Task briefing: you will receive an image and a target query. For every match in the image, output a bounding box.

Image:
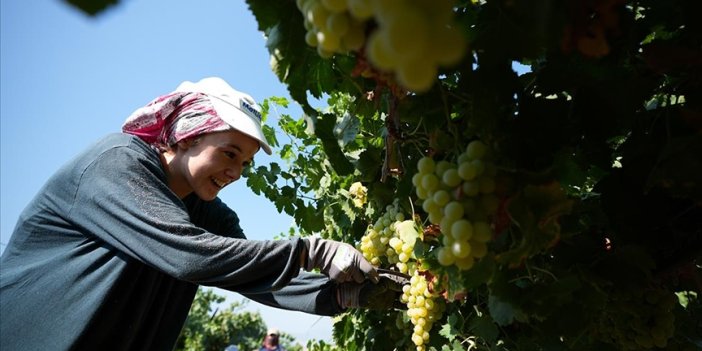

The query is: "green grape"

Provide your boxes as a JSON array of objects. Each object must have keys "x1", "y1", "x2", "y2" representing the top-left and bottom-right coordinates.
[
  {"x1": 307, "y1": 2, "x2": 330, "y2": 29},
  {"x1": 366, "y1": 31, "x2": 395, "y2": 71},
  {"x1": 305, "y1": 30, "x2": 319, "y2": 46},
  {"x1": 442, "y1": 235, "x2": 454, "y2": 250},
  {"x1": 434, "y1": 160, "x2": 453, "y2": 178},
  {"x1": 458, "y1": 160, "x2": 478, "y2": 181},
  {"x1": 396, "y1": 262, "x2": 408, "y2": 274},
  {"x1": 455, "y1": 255, "x2": 475, "y2": 270},
  {"x1": 466, "y1": 140, "x2": 488, "y2": 159},
  {"x1": 417, "y1": 156, "x2": 435, "y2": 174},
  {"x1": 347, "y1": 0, "x2": 373, "y2": 20},
  {"x1": 412, "y1": 172, "x2": 423, "y2": 187},
  {"x1": 428, "y1": 208, "x2": 443, "y2": 225},
  {"x1": 422, "y1": 198, "x2": 439, "y2": 214},
  {"x1": 340, "y1": 19, "x2": 365, "y2": 51},
  {"x1": 430, "y1": 24, "x2": 467, "y2": 66},
  {"x1": 316, "y1": 30, "x2": 341, "y2": 52},
  {"x1": 444, "y1": 201, "x2": 464, "y2": 221},
  {"x1": 421, "y1": 0, "x2": 456, "y2": 24},
  {"x1": 442, "y1": 168, "x2": 461, "y2": 187},
  {"x1": 326, "y1": 12, "x2": 350, "y2": 35},
  {"x1": 415, "y1": 186, "x2": 428, "y2": 200},
  {"x1": 462, "y1": 180, "x2": 480, "y2": 197},
  {"x1": 470, "y1": 159, "x2": 486, "y2": 176},
  {"x1": 432, "y1": 189, "x2": 450, "y2": 207},
  {"x1": 421, "y1": 173, "x2": 440, "y2": 192},
  {"x1": 451, "y1": 240, "x2": 471, "y2": 258},
  {"x1": 437, "y1": 247, "x2": 455, "y2": 266},
  {"x1": 401, "y1": 242, "x2": 413, "y2": 255},
  {"x1": 371, "y1": 0, "x2": 405, "y2": 23},
  {"x1": 451, "y1": 219, "x2": 473, "y2": 241},
  {"x1": 303, "y1": 18, "x2": 314, "y2": 31},
  {"x1": 383, "y1": 8, "x2": 429, "y2": 57},
  {"x1": 472, "y1": 221, "x2": 492, "y2": 243},
  {"x1": 321, "y1": 0, "x2": 347, "y2": 13},
  {"x1": 439, "y1": 216, "x2": 455, "y2": 237},
  {"x1": 389, "y1": 237, "x2": 403, "y2": 252},
  {"x1": 396, "y1": 57, "x2": 437, "y2": 93},
  {"x1": 316, "y1": 45, "x2": 334, "y2": 59}
]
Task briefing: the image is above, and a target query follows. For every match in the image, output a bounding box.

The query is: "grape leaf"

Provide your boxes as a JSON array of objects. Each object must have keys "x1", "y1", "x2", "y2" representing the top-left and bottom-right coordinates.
[
  {"x1": 314, "y1": 113, "x2": 354, "y2": 176},
  {"x1": 64, "y1": 0, "x2": 118, "y2": 16},
  {"x1": 334, "y1": 112, "x2": 360, "y2": 147},
  {"x1": 468, "y1": 311, "x2": 499, "y2": 344},
  {"x1": 439, "y1": 313, "x2": 462, "y2": 342},
  {"x1": 488, "y1": 294, "x2": 518, "y2": 326},
  {"x1": 395, "y1": 220, "x2": 420, "y2": 247}
]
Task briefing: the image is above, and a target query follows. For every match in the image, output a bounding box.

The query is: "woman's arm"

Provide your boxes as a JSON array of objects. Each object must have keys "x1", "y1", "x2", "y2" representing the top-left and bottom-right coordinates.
[
  {"x1": 237, "y1": 271, "x2": 344, "y2": 316},
  {"x1": 67, "y1": 139, "x2": 303, "y2": 292}
]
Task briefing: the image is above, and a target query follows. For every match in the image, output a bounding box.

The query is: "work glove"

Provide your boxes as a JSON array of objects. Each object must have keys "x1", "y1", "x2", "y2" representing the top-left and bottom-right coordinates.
[
  {"x1": 303, "y1": 237, "x2": 378, "y2": 283},
  {"x1": 337, "y1": 275, "x2": 406, "y2": 309}
]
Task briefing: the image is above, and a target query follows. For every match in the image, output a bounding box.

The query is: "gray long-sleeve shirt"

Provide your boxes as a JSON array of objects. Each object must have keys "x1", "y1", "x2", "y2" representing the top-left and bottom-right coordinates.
[{"x1": 0, "y1": 133, "x2": 341, "y2": 350}]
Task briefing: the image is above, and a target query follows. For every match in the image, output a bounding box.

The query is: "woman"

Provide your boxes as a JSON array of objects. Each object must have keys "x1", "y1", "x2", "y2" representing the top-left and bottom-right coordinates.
[{"x1": 0, "y1": 77, "x2": 381, "y2": 350}]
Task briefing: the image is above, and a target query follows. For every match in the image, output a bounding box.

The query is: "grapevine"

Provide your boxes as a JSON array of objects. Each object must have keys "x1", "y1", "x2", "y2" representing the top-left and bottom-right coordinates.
[{"x1": 243, "y1": 1, "x2": 702, "y2": 350}]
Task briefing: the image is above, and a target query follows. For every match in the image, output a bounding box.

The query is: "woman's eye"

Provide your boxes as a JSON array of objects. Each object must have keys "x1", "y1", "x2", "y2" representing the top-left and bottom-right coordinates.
[{"x1": 224, "y1": 151, "x2": 236, "y2": 159}]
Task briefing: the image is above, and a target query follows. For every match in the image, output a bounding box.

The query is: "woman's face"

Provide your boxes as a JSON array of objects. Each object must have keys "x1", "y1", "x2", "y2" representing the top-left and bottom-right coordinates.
[{"x1": 167, "y1": 129, "x2": 259, "y2": 200}]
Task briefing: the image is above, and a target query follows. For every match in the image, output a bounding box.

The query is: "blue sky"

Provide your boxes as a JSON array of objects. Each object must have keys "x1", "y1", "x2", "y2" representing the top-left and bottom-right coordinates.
[{"x1": 1, "y1": 0, "x2": 333, "y2": 344}]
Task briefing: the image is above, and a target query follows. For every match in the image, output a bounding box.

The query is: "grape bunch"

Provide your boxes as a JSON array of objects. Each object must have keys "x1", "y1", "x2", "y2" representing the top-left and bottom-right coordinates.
[
  {"x1": 365, "y1": 0, "x2": 467, "y2": 92},
  {"x1": 348, "y1": 181, "x2": 368, "y2": 208},
  {"x1": 358, "y1": 201, "x2": 423, "y2": 274},
  {"x1": 412, "y1": 140, "x2": 498, "y2": 271},
  {"x1": 295, "y1": 0, "x2": 368, "y2": 58},
  {"x1": 390, "y1": 220, "x2": 421, "y2": 274},
  {"x1": 400, "y1": 271, "x2": 445, "y2": 351},
  {"x1": 593, "y1": 287, "x2": 677, "y2": 350},
  {"x1": 294, "y1": 0, "x2": 467, "y2": 93},
  {"x1": 358, "y1": 200, "x2": 405, "y2": 267}
]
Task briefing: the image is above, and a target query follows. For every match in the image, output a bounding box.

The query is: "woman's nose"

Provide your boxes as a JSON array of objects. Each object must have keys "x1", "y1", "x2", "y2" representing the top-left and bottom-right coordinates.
[{"x1": 225, "y1": 167, "x2": 241, "y2": 181}]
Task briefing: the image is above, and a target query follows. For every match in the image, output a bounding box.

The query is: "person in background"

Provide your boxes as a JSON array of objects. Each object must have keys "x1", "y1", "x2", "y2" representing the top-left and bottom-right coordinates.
[
  {"x1": 258, "y1": 328, "x2": 286, "y2": 351},
  {"x1": 0, "y1": 77, "x2": 397, "y2": 350}
]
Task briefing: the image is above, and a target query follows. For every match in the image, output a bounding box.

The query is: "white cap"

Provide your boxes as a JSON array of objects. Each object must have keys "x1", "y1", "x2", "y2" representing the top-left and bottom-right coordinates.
[
  {"x1": 266, "y1": 328, "x2": 280, "y2": 336},
  {"x1": 175, "y1": 77, "x2": 272, "y2": 155}
]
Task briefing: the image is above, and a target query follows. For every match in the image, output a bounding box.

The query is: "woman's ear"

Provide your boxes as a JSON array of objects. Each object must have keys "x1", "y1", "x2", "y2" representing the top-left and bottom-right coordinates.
[{"x1": 177, "y1": 137, "x2": 201, "y2": 151}]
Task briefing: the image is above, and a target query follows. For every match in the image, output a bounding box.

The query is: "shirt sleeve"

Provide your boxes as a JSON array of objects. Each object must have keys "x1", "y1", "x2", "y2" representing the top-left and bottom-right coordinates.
[
  {"x1": 238, "y1": 271, "x2": 345, "y2": 316},
  {"x1": 67, "y1": 142, "x2": 303, "y2": 292}
]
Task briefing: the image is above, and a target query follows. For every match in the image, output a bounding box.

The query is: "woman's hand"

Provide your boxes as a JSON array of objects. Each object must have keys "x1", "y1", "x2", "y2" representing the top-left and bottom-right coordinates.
[
  {"x1": 303, "y1": 237, "x2": 379, "y2": 283},
  {"x1": 336, "y1": 276, "x2": 405, "y2": 309}
]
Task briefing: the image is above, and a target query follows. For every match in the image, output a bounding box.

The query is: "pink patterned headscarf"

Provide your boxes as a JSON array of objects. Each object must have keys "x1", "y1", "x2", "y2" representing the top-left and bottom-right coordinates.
[{"x1": 122, "y1": 92, "x2": 231, "y2": 150}]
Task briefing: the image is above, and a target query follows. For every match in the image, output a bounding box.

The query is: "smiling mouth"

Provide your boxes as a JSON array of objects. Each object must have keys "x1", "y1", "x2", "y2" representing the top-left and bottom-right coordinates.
[{"x1": 211, "y1": 177, "x2": 231, "y2": 189}]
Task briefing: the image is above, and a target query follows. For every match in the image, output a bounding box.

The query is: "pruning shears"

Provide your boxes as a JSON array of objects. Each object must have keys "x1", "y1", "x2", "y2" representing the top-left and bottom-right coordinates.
[{"x1": 376, "y1": 268, "x2": 411, "y2": 287}]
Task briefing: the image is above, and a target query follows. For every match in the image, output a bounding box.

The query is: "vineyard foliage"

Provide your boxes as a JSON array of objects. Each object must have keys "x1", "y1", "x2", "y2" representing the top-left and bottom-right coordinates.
[
  {"x1": 71, "y1": 0, "x2": 701, "y2": 350},
  {"x1": 246, "y1": 0, "x2": 702, "y2": 350},
  {"x1": 174, "y1": 289, "x2": 268, "y2": 351}
]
